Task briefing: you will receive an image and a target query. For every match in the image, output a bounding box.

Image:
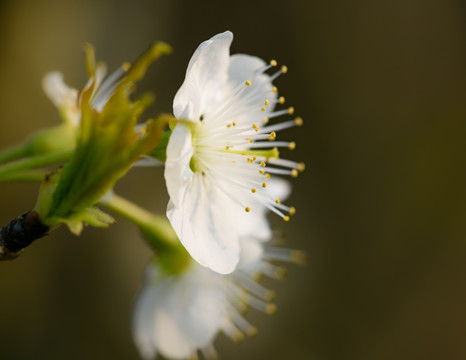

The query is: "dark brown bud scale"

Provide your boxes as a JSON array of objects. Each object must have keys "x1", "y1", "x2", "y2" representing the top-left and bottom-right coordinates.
[{"x1": 0, "y1": 211, "x2": 49, "y2": 260}]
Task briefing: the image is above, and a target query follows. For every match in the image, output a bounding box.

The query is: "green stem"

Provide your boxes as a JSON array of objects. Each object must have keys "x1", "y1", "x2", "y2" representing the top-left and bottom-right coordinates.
[
  {"x1": 99, "y1": 193, "x2": 178, "y2": 248},
  {"x1": 0, "y1": 149, "x2": 73, "y2": 183},
  {"x1": 0, "y1": 143, "x2": 29, "y2": 165},
  {"x1": 0, "y1": 170, "x2": 47, "y2": 182},
  {"x1": 101, "y1": 193, "x2": 191, "y2": 274}
]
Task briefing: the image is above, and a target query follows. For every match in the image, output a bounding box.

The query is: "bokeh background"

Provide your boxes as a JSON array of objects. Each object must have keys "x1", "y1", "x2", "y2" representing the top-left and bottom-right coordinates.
[{"x1": 0, "y1": 0, "x2": 465, "y2": 359}]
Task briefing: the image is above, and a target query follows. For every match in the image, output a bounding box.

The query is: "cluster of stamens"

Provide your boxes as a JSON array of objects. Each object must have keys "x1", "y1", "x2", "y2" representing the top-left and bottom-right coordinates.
[
  {"x1": 219, "y1": 241, "x2": 307, "y2": 344},
  {"x1": 190, "y1": 59, "x2": 304, "y2": 223}
]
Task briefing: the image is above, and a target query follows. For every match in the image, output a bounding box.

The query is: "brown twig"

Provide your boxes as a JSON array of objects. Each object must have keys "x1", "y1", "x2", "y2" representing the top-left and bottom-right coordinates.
[{"x1": 0, "y1": 211, "x2": 49, "y2": 260}]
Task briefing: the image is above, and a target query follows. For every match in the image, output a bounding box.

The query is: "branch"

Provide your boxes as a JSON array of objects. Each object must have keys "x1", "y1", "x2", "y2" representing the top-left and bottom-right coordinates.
[{"x1": 0, "y1": 211, "x2": 49, "y2": 260}]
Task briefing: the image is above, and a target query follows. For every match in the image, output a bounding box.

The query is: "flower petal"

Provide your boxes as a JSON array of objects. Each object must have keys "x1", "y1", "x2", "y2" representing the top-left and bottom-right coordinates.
[
  {"x1": 173, "y1": 31, "x2": 233, "y2": 120},
  {"x1": 42, "y1": 72, "x2": 79, "y2": 124},
  {"x1": 166, "y1": 174, "x2": 241, "y2": 274}
]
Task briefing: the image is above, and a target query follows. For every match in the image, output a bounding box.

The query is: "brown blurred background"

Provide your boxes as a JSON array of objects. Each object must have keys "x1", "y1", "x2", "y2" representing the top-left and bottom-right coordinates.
[{"x1": 0, "y1": 0, "x2": 465, "y2": 359}]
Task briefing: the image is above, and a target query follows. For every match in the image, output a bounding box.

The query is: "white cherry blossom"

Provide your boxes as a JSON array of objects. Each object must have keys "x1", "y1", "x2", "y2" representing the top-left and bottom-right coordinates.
[
  {"x1": 133, "y1": 236, "x2": 306, "y2": 360},
  {"x1": 165, "y1": 31, "x2": 304, "y2": 274}
]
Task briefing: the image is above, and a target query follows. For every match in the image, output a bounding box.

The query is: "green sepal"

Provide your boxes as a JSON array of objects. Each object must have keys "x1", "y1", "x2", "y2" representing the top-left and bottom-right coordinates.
[
  {"x1": 149, "y1": 129, "x2": 171, "y2": 162},
  {"x1": 35, "y1": 43, "x2": 171, "y2": 234}
]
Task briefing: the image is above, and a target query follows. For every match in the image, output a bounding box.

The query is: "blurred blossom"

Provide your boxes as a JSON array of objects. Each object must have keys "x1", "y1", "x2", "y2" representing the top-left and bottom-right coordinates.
[
  {"x1": 133, "y1": 236, "x2": 306, "y2": 360},
  {"x1": 165, "y1": 31, "x2": 304, "y2": 274}
]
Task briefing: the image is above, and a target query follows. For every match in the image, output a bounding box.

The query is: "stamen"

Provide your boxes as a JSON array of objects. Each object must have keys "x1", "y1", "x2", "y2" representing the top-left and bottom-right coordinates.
[
  {"x1": 222, "y1": 319, "x2": 245, "y2": 343},
  {"x1": 234, "y1": 273, "x2": 276, "y2": 302},
  {"x1": 289, "y1": 206, "x2": 296, "y2": 215},
  {"x1": 245, "y1": 206, "x2": 251, "y2": 212},
  {"x1": 295, "y1": 117, "x2": 303, "y2": 126},
  {"x1": 258, "y1": 262, "x2": 288, "y2": 280},
  {"x1": 270, "y1": 59, "x2": 278, "y2": 67},
  {"x1": 264, "y1": 247, "x2": 307, "y2": 264},
  {"x1": 261, "y1": 119, "x2": 301, "y2": 133},
  {"x1": 245, "y1": 80, "x2": 252, "y2": 86},
  {"x1": 272, "y1": 86, "x2": 277, "y2": 93},
  {"x1": 201, "y1": 345, "x2": 218, "y2": 360},
  {"x1": 227, "y1": 304, "x2": 258, "y2": 337}
]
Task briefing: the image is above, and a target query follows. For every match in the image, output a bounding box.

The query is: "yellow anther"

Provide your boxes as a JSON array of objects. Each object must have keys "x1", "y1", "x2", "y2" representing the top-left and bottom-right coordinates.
[
  {"x1": 227, "y1": 124, "x2": 231, "y2": 128},
  {"x1": 270, "y1": 59, "x2": 278, "y2": 67},
  {"x1": 264, "y1": 99, "x2": 270, "y2": 106},
  {"x1": 281, "y1": 65, "x2": 288, "y2": 74},
  {"x1": 289, "y1": 206, "x2": 296, "y2": 215},
  {"x1": 251, "y1": 272, "x2": 263, "y2": 282},
  {"x1": 265, "y1": 173, "x2": 271, "y2": 179},
  {"x1": 259, "y1": 169, "x2": 265, "y2": 174},
  {"x1": 275, "y1": 199, "x2": 281, "y2": 204},
  {"x1": 291, "y1": 169, "x2": 299, "y2": 178},
  {"x1": 298, "y1": 162, "x2": 306, "y2": 172},
  {"x1": 275, "y1": 266, "x2": 288, "y2": 280},
  {"x1": 278, "y1": 96, "x2": 285, "y2": 104},
  {"x1": 272, "y1": 86, "x2": 278, "y2": 93},
  {"x1": 262, "y1": 182, "x2": 267, "y2": 188},
  {"x1": 295, "y1": 117, "x2": 303, "y2": 126},
  {"x1": 251, "y1": 188, "x2": 257, "y2": 193},
  {"x1": 225, "y1": 146, "x2": 230, "y2": 150},
  {"x1": 245, "y1": 206, "x2": 251, "y2": 212},
  {"x1": 122, "y1": 62, "x2": 131, "y2": 71},
  {"x1": 265, "y1": 303, "x2": 277, "y2": 315},
  {"x1": 288, "y1": 106, "x2": 295, "y2": 115},
  {"x1": 291, "y1": 250, "x2": 308, "y2": 265},
  {"x1": 247, "y1": 327, "x2": 258, "y2": 337},
  {"x1": 261, "y1": 107, "x2": 266, "y2": 112},
  {"x1": 263, "y1": 117, "x2": 269, "y2": 124},
  {"x1": 252, "y1": 123, "x2": 259, "y2": 132},
  {"x1": 253, "y1": 156, "x2": 257, "y2": 160},
  {"x1": 245, "y1": 80, "x2": 252, "y2": 86},
  {"x1": 248, "y1": 138, "x2": 253, "y2": 143},
  {"x1": 288, "y1": 141, "x2": 296, "y2": 150},
  {"x1": 232, "y1": 331, "x2": 245, "y2": 343},
  {"x1": 260, "y1": 161, "x2": 266, "y2": 167},
  {"x1": 283, "y1": 216, "x2": 290, "y2": 222},
  {"x1": 269, "y1": 131, "x2": 276, "y2": 141},
  {"x1": 232, "y1": 160, "x2": 236, "y2": 163},
  {"x1": 232, "y1": 121, "x2": 237, "y2": 126}
]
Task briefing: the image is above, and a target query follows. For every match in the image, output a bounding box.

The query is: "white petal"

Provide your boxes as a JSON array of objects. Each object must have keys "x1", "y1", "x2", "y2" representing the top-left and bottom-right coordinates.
[
  {"x1": 133, "y1": 264, "x2": 224, "y2": 359},
  {"x1": 238, "y1": 237, "x2": 264, "y2": 268},
  {"x1": 42, "y1": 72, "x2": 79, "y2": 124},
  {"x1": 173, "y1": 31, "x2": 233, "y2": 120},
  {"x1": 165, "y1": 124, "x2": 241, "y2": 274},
  {"x1": 133, "y1": 277, "x2": 163, "y2": 359},
  {"x1": 166, "y1": 175, "x2": 240, "y2": 274},
  {"x1": 165, "y1": 125, "x2": 194, "y2": 206},
  {"x1": 266, "y1": 177, "x2": 292, "y2": 202},
  {"x1": 165, "y1": 266, "x2": 223, "y2": 347}
]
